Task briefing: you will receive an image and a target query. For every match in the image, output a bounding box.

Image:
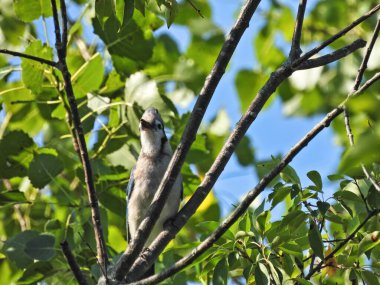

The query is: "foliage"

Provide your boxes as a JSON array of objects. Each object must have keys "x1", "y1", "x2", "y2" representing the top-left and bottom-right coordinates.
[{"x1": 0, "y1": 0, "x2": 379, "y2": 284}]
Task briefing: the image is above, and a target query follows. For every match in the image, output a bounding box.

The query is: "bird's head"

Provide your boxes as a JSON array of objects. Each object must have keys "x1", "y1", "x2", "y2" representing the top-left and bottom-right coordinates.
[{"x1": 139, "y1": 108, "x2": 168, "y2": 157}]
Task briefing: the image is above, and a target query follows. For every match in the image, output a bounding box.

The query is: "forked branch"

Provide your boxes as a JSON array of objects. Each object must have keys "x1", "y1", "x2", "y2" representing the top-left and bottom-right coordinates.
[{"x1": 123, "y1": 3, "x2": 380, "y2": 283}]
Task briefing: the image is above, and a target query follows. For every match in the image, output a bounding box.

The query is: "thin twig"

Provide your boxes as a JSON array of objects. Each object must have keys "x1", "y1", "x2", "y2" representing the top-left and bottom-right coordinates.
[
  {"x1": 353, "y1": 17, "x2": 380, "y2": 90},
  {"x1": 112, "y1": 0, "x2": 262, "y2": 280},
  {"x1": 50, "y1": 0, "x2": 108, "y2": 273},
  {"x1": 304, "y1": 209, "x2": 379, "y2": 280},
  {"x1": 126, "y1": 61, "x2": 380, "y2": 285},
  {"x1": 186, "y1": 0, "x2": 204, "y2": 18},
  {"x1": 289, "y1": 0, "x2": 307, "y2": 60},
  {"x1": 123, "y1": 4, "x2": 380, "y2": 282},
  {"x1": 298, "y1": 39, "x2": 366, "y2": 70},
  {"x1": 61, "y1": 240, "x2": 89, "y2": 285},
  {"x1": 0, "y1": 49, "x2": 57, "y2": 67}
]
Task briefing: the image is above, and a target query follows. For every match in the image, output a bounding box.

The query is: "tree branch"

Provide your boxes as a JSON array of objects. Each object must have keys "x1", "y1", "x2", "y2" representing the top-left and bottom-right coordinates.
[
  {"x1": 289, "y1": 0, "x2": 307, "y2": 60},
  {"x1": 61, "y1": 240, "x2": 88, "y2": 285},
  {"x1": 127, "y1": 71, "x2": 380, "y2": 285},
  {"x1": 353, "y1": 17, "x2": 380, "y2": 90},
  {"x1": 50, "y1": 0, "x2": 108, "y2": 274},
  {"x1": 112, "y1": 0, "x2": 262, "y2": 280},
  {"x1": 304, "y1": 209, "x2": 380, "y2": 280},
  {"x1": 292, "y1": 3, "x2": 380, "y2": 69},
  {"x1": 298, "y1": 39, "x2": 366, "y2": 70},
  {"x1": 0, "y1": 49, "x2": 57, "y2": 67},
  {"x1": 122, "y1": 4, "x2": 380, "y2": 283},
  {"x1": 60, "y1": 0, "x2": 68, "y2": 58},
  {"x1": 343, "y1": 17, "x2": 380, "y2": 193}
]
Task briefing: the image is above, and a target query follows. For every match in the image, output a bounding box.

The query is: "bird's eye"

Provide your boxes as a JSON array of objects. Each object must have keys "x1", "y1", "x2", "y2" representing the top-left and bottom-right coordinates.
[{"x1": 157, "y1": 123, "x2": 162, "y2": 130}]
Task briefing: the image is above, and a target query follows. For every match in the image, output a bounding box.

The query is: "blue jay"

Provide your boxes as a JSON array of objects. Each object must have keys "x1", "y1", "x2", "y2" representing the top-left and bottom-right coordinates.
[{"x1": 126, "y1": 108, "x2": 182, "y2": 277}]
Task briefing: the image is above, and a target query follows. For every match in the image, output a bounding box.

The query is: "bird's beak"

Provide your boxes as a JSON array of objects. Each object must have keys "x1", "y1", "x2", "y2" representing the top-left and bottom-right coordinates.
[{"x1": 140, "y1": 119, "x2": 154, "y2": 130}]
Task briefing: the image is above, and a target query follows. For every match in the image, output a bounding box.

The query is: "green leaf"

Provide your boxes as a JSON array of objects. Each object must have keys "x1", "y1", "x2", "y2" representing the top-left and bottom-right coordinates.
[
  {"x1": 307, "y1": 170, "x2": 322, "y2": 191},
  {"x1": 125, "y1": 71, "x2": 166, "y2": 111},
  {"x1": 281, "y1": 210, "x2": 307, "y2": 231},
  {"x1": 361, "y1": 270, "x2": 380, "y2": 285},
  {"x1": 212, "y1": 258, "x2": 228, "y2": 285},
  {"x1": 293, "y1": 278, "x2": 313, "y2": 285},
  {"x1": 367, "y1": 186, "x2": 380, "y2": 209},
  {"x1": 95, "y1": 0, "x2": 115, "y2": 28},
  {"x1": 165, "y1": 0, "x2": 178, "y2": 28},
  {"x1": 3, "y1": 230, "x2": 39, "y2": 268},
  {"x1": 339, "y1": 129, "x2": 380, "y2": 174},
  {"x1": 28, "y1": 152, "x2": 64, "y2": 189},
  {"x1": 135, "y1": 0, "x2": 145, "y2": 15},
  {"x1": 21, "y1": 40, "x2": 53, "y2": 95},
  {"x1": 235, "y1": 136, "x2": 255, "y2": 167},
  {"x1": 14, "y1": 0, "x2": 41, "y2": 22},
  {"x1": 40, "y1": 0, "x2": 56, "y2": 17},
  {"x1": 254, "y1": 263, "x2": 269, "y2": 285},
  {"x1": 270, "y1": 185, "x2": 292, "y2": 209},
  {"x1": 358, "y1": 231, "x2": 380, "y2": 256},
  {"x1": 281, "y1": 165, "x2": 301, "y2": 186},
  {"x1": 0, "y1": 190, "x2": 29, "y2": 206},
  {"x1": 255, "y1": 23, "x2": 286, "y2": 68},
  {"x1": 308, "y1": 220, "x2": 324, "y2": 259},
  {"x1": 256, "y1": 210, "x2": 270, "y2": 234},
  {"x1": 235, "y1": 69, "x2": 266, "y2": 112},
  {"x1": 0, "y1": 131, "x2": 36, "y2": 179},
  {"x1": 316, "y1": 201, "x2": 330, "y2": 216},
  {"x1": 117, "y1": 0, "x2": 134, "y2": 28},
  {"x1": 72, "y1": 53, "x2": 104, "y2": 98},
  {"x1": 92, "y1": 12, "x2": 155, "y2": 63},
  {"x1": 17, "y1": 261, "x2": 54, "y2": 284},
  {"x1": 24, "y1": 233, "x2": 56, "y2": 261}
]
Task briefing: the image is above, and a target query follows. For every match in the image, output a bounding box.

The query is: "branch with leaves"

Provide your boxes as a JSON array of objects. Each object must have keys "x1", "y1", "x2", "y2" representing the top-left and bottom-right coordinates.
[
  {"x1": 0, "y1": 0, "x2": 108, "y2": 280},
  {"x1": 117, "y1": 2, "x2": 380, "y2": 283},
  {"x1": 1, "y1": 1, "x2": 379, "y2": 284}
]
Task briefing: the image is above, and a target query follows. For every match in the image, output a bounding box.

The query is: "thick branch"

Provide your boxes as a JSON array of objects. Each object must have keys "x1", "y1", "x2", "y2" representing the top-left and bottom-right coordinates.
[
  {"x1": 123, "y1": 4, "x2": 380, "y2": 282},
  {"x1": 0, "y1": 49, "x2": 57, "y2": 67},
  {"x1": 305, "y1": 209, "x2": 379, "y2": 280},
  {"x1": 128, "y1": 72, "x2": 380, "y2": 285},
  {"x1": 289, "y1": 0, "x2": 307, "y2": 60},
  {"x1": 60, "y1": 0, "x2": 68, "y2": 58},
  {"x1": 50, "y1": 0, "x2": 108, "y2": 273},
  {"x1": 298, "y1": 39, "x2": 366, "y2": 70},
  {"x1": 112, "y1": 0, "x2": 262, "y2": 280},
  {"x1": 61, "y1": 240, "x2": 88, "y2": 285}
]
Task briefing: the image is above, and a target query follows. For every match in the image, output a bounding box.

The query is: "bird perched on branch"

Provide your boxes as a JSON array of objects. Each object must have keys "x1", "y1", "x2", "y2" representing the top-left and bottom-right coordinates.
[{"x1": 126, "y1": 107, "x2": 183, "y2": 278}]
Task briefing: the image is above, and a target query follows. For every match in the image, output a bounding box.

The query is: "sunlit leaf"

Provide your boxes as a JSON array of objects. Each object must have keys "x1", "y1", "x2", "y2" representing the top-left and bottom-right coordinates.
[
  {"x1": 14, "y1": 0, "x2": 41, "y2": 22},
  {"x1": 0, "y1": 190, "x2": 29, "y2": 206},
  {"x1": 72, "y1": 53, "x2": 104, "y2": 98},
  {"x1": 358, "y1": 231, "x2": 380, "y2": 256}
]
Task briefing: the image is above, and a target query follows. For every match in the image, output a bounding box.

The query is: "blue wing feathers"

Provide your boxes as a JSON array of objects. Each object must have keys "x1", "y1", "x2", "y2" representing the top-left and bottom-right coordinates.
[{"x1": 126, "y1": 165, "x2": 136, "y2": 242}]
